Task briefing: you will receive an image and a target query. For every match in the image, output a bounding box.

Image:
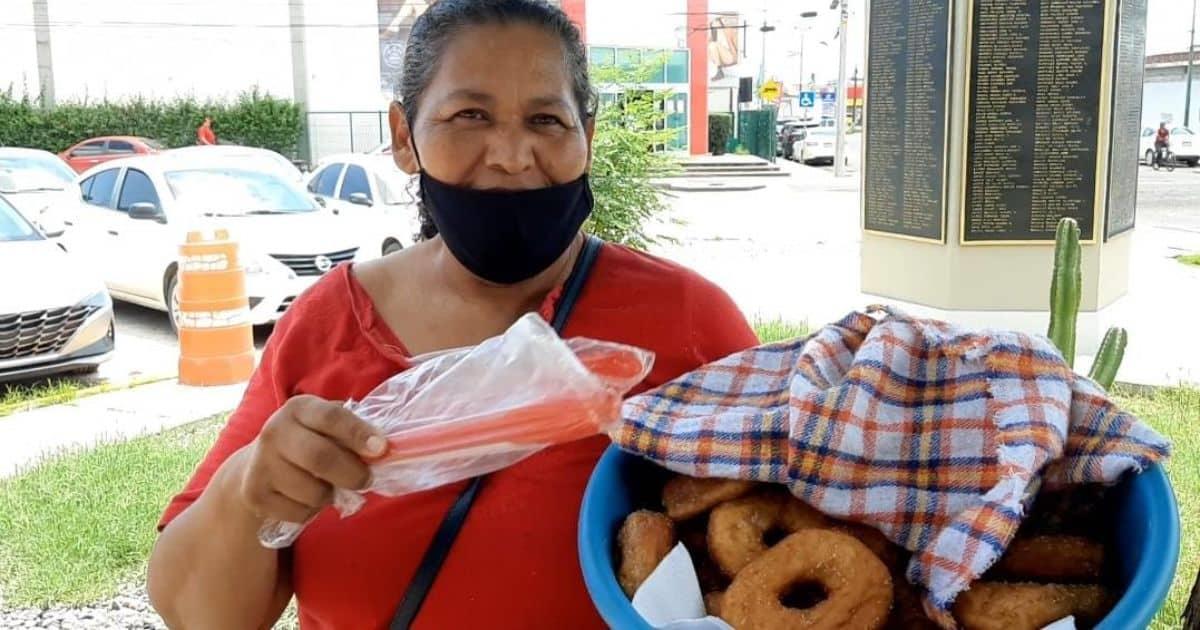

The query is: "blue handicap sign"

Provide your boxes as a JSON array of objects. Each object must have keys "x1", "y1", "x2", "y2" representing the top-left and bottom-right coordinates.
[{"x1": 799, "y1": 91, "x2": 816, "y2": 108}]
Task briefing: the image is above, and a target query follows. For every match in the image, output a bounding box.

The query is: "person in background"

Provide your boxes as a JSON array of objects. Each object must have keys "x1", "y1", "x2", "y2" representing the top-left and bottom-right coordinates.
[
  {"x1": 146, "y1": 1, "x2": 759, "y2": 628},
  {"x1": 197, "y1": 116, "x2": 217, "y2": 145},
  {"x1": 1155, "y1": 122, "x2": 1170, "y2": 166}
]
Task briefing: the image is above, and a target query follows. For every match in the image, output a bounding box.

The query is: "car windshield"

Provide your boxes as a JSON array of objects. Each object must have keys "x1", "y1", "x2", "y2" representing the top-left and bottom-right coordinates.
[
  {"x1": 165, "y1": 168, "x2": 318, "y2": 215},
  {"x1": 1173, "y1": 128, "x2": 1194, "y2": 136},
  {"x1": 0, "y1": 154, "x2": 76, "y2": 191},
  {"x1": 0, "y1": 195, "x2": 41, "y2": 242}
]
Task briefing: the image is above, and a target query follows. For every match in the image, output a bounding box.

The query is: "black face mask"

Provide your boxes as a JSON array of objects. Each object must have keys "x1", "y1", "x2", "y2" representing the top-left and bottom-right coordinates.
[{"x1": 416, "y1": 166, "x2": 594, "y2": 286}]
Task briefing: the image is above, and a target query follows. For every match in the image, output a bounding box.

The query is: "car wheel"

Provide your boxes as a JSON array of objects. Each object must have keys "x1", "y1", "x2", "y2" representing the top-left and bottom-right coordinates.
[
  {"x1": 166, "y1": 272, "x2": 182, "y2": 334},
  {"x1": 382, "y1": 239, "x2": 403, "y2": 256}
]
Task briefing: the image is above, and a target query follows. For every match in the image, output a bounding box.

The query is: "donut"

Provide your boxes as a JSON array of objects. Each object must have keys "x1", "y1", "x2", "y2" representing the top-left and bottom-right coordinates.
[
  {"x1": 617, "y1": 510, "x2": 676, "y2": 597},
  {"x1": 953, "y1": 582, "x2": 1112, "y2": 630},
  {"x1": 832, "y1": 521, "x2": 906, "y2": 572},
  {"x1": 885, "y1": 577, "x2": 940, "y2": 630},
  {"x1": 707, "y1": 490, "x2": 830, "y2": 576},
  {"x1": 721, "y1": 529, "x2": 894, "y2": 630},
  {"x1": 990, "y1": 535, "x2": 1105, "y2": 582},
  {"x1": 662, "y1": 475, "x2": 758, "y2": 521},
  {"x1": 704, "y1": 591, "x2": 725, "y2": 617}
]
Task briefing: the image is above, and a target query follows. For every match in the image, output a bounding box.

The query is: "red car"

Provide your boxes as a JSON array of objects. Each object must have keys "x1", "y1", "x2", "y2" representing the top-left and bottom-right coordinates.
[{"x1": 58, "y1": 136, "x2": 164, "y2": 173}]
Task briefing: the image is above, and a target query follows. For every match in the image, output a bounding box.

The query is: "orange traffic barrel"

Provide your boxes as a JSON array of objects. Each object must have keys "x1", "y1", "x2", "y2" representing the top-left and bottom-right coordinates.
[{"x1": 177, "y1": 229, "x2": 255, "y2": 386}]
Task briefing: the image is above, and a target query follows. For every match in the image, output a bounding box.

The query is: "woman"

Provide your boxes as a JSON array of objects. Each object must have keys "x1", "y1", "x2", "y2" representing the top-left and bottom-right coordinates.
[{"x1": 147, "y1": 1, "x2": 757, "y2": 627}]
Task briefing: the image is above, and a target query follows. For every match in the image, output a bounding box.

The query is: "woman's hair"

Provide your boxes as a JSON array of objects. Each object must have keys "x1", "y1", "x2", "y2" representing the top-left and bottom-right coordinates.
[{"x1": 399, "y1": 0, "x2": 596, "y2": 239}]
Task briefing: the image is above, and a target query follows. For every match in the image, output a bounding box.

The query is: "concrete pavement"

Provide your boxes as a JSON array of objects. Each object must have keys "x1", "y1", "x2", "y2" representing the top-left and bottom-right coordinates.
[
  {"x1": 649, "y1": 160, "x2": 1200, "y2": 388},
  {"x1": 0, "y1": 380, "x2": 244, "y2": 479}
]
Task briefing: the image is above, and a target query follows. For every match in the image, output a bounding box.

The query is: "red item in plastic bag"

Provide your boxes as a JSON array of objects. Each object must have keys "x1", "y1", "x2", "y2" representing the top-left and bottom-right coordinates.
[{"x1": 258, "y1": 313, "x2": 654, "y2": 548}]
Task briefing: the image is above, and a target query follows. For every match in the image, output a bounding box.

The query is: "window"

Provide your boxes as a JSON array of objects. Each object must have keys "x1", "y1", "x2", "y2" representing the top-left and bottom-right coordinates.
[
  {"x1": 107, "y1": 140, "x2": 135, "y2": 154},
  {"x1": 71, "y1": 140, "x2": 108, "y2": 157},
  {"x1": 666, "y1": 50, "x2": 689, "y2": 83},
  {"x1": 617, "y1": 48, "x2": 641, "y2": 71},
  {"x1": 309, "y1": 164, "x2": 344, "y2": 196},
  {"x1": 81, "y1": 169, "x2": 119, "y2": 207},
  {"x1": 589, "y1": 46, "x2": 615, "y2": 67},
  {"x1": 641, "y1": 49, "x2": 667, "y2": 82},
  {"x1": 339, "y1": 165, "x2": 371, "y2": 201},
  {"x1": 1142, "y1": 128, "x2": 1154, "y2": 137},
  {"x1": 117, "y1": 169, "x2": 161, "y2": 211},
  {"x1": 1173, "y1": 127, "x2": 1194, "y2": 135}
]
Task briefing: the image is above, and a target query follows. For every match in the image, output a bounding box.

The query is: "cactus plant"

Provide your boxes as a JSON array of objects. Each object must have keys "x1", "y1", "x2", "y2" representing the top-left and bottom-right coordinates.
[
  {"x1": 1048, "y1": 218, "x2": 1083, "y2": 367},
  {"x1": 1045, "y1": 217, "x2": 1127, "y2": 388},
  {"x1": 1088, "y1": 327, "x2": 1127, "y2": 390}
]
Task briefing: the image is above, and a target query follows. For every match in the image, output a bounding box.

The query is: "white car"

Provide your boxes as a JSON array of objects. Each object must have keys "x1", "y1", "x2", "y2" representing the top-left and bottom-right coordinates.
[
  {"x1": 1140, "y1": 127, "x2": 1198, "y2": 167},
  {"x1": 0, "y1": 193, "x2": 114, "y2": 382},
  {"x1": 306, "y1": 153, "x2": 420, "y2": 253},
  {"x1": 792, "y1": 128, "x2": 837, "y2": 165},
  {"x1": 0, "y1": 147, "x2": 83, "y2": 237},
  {"x1": 61, "y1": 154, "x2": 399, "y2": 327},
  {"x1": 163, "y1": 145, "x2": 306, "y2": 183}
]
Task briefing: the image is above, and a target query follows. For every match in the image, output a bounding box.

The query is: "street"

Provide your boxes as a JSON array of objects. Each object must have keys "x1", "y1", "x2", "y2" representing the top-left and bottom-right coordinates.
[{"x1": 4, "y1": 161, "x2": 1198, "y2": 394}]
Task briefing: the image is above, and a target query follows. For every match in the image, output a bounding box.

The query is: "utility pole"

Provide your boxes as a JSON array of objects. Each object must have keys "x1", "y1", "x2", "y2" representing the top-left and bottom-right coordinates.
[
  {"x1": 1186, "y1": 0, "x2": 1198, "y2": 127},
  {"x1": 32, "y1": 0, "x2": 54, "y2": 108},
  {"x1": 833, "y1": 0, "x2": 851, "y2": 177}
]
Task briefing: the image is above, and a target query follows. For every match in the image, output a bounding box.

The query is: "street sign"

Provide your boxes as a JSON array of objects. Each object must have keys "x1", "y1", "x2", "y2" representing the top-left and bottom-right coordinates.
[
  {"x1": 799, "y1": 91, "x2": 816, "y2": 107},
  {"x1": 760, "y1": 80, "x2": 781, "y2": 103},
  {"x1": 820, "y1": 91, "x2": 837, "y2": 103}
]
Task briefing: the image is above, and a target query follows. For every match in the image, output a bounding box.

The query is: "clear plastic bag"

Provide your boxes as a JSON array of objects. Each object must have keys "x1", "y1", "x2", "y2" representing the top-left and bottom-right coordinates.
[{"x1": 258, "y1": 313, "x2": 654, "y2": 548}]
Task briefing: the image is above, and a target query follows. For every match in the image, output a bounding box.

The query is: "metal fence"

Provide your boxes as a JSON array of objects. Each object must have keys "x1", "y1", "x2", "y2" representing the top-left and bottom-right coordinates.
[{"x1": 303, "y1": 111, "x2": 389, "y2": 165}]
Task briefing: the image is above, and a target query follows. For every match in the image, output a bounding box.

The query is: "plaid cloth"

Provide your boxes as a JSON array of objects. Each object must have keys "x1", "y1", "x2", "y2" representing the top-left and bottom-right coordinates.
[{"x1": 614, "y1": 306, "x2": 1170, "y2": 622}]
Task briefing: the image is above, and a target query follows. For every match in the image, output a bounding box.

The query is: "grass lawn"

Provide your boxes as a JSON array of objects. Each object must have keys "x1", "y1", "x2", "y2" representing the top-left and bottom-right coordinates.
[
  {"x1": 0, "y1": 379, "x2": 88, "y2": 417},
  {"x1": 1114, "y1": 386, "x2": 1199, "y2": 630},
  {"x1": 1176, "y1": 253, "x2": 1200, "y2": 268},
  {"x1": 753, "y1": 317, "x2": 810, "y2": 343},
  {"x1": 0, "y1": 321, "x2": 1192, "y2": 628},
  {"x1": 0, "y1": 416, "x2": 223, "y2": 607},
  {"x1": 0, "y1": 375, "x2": 172, "y2": 419}
]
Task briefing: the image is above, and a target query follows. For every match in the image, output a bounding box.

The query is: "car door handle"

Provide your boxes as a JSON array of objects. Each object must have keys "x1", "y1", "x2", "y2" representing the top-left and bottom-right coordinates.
[
  {"x1": 64, "y1": 221, "x2": 73, "y2": 226},
  {"x1": 107, "y1": 229, "x2": 119, "y2": 236}
]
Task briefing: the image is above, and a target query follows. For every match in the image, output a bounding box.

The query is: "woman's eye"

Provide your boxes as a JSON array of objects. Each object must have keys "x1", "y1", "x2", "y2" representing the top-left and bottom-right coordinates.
[
  {"x1": 454, "y1": 110, "x2": 487, "y2": 121},
  {"x1": 531, "y1": 114, "x2": 564, "y2": 126}
]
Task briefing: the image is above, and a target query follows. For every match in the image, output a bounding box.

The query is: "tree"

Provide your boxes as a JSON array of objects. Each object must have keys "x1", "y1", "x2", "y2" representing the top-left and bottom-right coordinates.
[{"x1": 586, "y1": 57, "x2": 680, "y2": 249}]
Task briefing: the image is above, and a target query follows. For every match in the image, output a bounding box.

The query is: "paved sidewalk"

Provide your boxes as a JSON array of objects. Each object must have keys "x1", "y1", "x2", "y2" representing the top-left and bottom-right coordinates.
[
  {"x1": 651, "y1": 163, "x2": 1200, "y2": 388},
  {"x1": 0, "y1": 380, "x2": 245, "y2": 479}
]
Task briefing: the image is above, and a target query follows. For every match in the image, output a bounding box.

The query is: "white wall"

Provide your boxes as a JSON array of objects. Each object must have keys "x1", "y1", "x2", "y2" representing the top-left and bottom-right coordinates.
[
  {"x1": 0, "y1": 1, "x2": 43, "y2": 97},
  {"x1": 586, "y1": 0, "x2": 686, "y2": 49},
  {"x1": 0, "y1": 0, "x2": 383, "y2": 111},
  {"x1": 39, "y1": 0, "x2": 292, "y2": 102}
]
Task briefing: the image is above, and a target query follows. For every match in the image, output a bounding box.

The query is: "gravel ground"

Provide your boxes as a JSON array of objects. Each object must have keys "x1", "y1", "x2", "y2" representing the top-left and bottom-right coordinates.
[
  {"x1": 0, "y1": 585, "x2": 299, "y2": 629},
  {"x1": 0, "y1": 585, "x2": 164, "y2": 630}
]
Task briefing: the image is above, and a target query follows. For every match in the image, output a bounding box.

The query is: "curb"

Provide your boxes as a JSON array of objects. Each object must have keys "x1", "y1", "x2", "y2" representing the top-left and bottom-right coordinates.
[
  {"x1": 654, "y1": 181, "x2": 767, "y2": 192},
  {"x1": 0, "y1": 373, "x2": 177, "y2": 418}
]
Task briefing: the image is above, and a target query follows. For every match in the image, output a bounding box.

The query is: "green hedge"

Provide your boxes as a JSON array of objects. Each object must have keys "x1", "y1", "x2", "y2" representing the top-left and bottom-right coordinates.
[
  {"x1": 708, "y1": 113, "x2": 733, "y2": 155},
  {"x1": 0, "y1": 88, "x2": 303, "y2": 157}
]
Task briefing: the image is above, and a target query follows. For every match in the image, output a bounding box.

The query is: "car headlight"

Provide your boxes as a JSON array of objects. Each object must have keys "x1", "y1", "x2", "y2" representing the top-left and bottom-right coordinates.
[{"x1": 79, "y1": 290, "x2": 112, "y2": 310}]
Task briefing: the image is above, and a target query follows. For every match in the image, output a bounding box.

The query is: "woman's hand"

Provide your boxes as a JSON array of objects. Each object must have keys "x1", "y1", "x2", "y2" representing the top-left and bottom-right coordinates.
[{"x1": 235, "y1": 395, "x2": 388, "y2": 524}]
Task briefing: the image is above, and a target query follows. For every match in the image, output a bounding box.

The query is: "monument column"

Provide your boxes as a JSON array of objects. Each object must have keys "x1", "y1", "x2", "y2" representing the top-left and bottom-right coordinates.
[{"x1": 860, "y1": 0, "x2": 1146, "y2": 354}]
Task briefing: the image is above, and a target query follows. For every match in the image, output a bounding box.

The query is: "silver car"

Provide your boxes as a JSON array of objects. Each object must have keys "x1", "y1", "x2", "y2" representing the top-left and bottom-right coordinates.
[{"x1": 0, "y1": 193, "x2": 114, "y2": 382}]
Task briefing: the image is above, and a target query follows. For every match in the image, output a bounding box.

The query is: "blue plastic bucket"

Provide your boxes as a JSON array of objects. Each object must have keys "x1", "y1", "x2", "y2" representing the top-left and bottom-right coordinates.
[{"x1": 579, "y1": 446, "x2": 1179, "y2": 629}]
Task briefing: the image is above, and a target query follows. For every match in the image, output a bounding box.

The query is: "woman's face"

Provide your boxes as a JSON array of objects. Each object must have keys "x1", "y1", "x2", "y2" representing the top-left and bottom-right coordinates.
[{"x1": 391, "y1": 22, "x2": 593, "y2": 191}]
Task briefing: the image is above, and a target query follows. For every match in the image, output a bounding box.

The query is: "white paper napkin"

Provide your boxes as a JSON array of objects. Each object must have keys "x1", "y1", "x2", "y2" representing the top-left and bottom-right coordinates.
[{"x1": 631, "y1": 543, "x2": 734, "y2": 630}]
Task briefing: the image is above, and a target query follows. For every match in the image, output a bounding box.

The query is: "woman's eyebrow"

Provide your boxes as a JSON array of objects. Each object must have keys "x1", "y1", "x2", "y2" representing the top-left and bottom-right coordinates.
[
  {"x1": 528, "y1": 96, "x2": 571, "y2": 109},
  {"x1": 441, "y1": 89, "x2": 495, "y2": 104}
]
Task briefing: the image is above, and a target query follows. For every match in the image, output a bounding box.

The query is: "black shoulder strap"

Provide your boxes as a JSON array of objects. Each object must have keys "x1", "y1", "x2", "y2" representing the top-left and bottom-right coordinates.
[{"x1": 390, "y1": 235, "x2": 604, "y2": 630}]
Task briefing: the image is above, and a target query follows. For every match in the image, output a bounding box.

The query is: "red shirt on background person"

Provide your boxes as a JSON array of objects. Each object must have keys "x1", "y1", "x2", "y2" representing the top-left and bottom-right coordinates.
[
  {"x1": 197, "y1": 117, "x2": 217, "y2": 145},
  {"x1": 147, "y1": 1, "x2": 761, "y2": 628}
]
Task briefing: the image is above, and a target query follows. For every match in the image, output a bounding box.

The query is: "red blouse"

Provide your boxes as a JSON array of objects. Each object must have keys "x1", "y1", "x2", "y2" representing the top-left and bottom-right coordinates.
[{"x1": 159, "y1": 243, "x2": 758, "y2": 629}]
